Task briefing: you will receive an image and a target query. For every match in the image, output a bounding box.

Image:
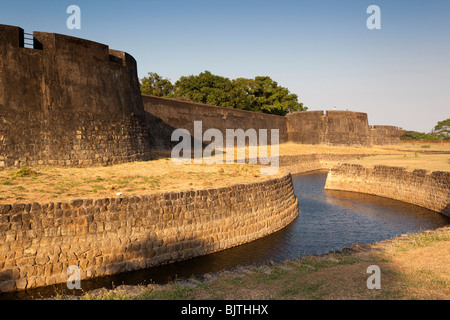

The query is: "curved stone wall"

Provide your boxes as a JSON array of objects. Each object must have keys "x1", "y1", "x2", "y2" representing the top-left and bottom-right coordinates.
[
  {"x1": 325, "y1": 164, "x2": 450, "y2": 217},
  {"x1": 0, "y1": 173, "x2": 298, "y2": 293}
]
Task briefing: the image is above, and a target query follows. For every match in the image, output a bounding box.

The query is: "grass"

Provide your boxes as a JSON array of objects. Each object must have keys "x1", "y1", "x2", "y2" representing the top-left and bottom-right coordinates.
[
  {"x1": 78, "y1": 284, "x2": 194, "y2": 301},
  {"x1": 345, "y1": 154, "x2": 450, "y2": 172},
  {"x1": 219, "y1": 142, "x2": 405, "y2": 159},
  {"x1": 14, "y1": 165, "x2": 35, "y2": 177},
  {"x1": 1, "y1": 142, "x2": 448, "y2": 204},
  {"x1": 71, "y1": 226, "x2": 450, "y2": 300},
  {"x1": 396, "y1": 142, "x2": 450, "y2": 152},
  {"x1": 0, "y1": 160, "x2": 281, "y2": 204}
]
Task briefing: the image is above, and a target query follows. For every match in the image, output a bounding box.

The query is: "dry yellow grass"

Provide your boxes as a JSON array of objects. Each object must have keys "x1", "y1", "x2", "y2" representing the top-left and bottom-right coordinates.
[
  {"x1": 79, "y1": 226, "x2": 450, "y2": 300},
  {"x1": 0, "y1": 159, "x2": 282, "y2": 205},
  {"x1": 396, "y1": 142, "x2": 450, "y2": 152},
  {"x1": 277, "y1": 142, "x2": 405, "y2": 155},
  {"x1": 1, "y1": 142, "x2": 448, "y2": 204},
  {"x1": 220, "y1": 142, "x2": 405, "y2": 158},
  {"x1": 345, "y1": 154, "x2": 450, "y2": 172}
]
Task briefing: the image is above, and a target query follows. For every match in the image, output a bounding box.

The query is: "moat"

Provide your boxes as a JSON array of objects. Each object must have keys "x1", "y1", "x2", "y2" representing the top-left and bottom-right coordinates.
[{"x1": 3, "y1": 170, "x2": 449, "y2": 299}]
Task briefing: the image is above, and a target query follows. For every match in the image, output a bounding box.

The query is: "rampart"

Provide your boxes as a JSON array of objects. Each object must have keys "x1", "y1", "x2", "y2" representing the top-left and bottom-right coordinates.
[
  {"x1": 143, "y1": 96, "x2": 400, "y2": 150},
  {"x1": 0, "y1": 25, "x2": 152, "y2": 169},
  {"x1": 324, "y1": 164, "x2": 450, "y2": 217},
  {"x1": 142, "y1": 95, "x2": 289, "y2": 148},
  {"x1": 285, "y1": 110, "x2": 372, "y2": 147},
  {"x1": 370, "y1": 125, "x2": 402, "y2": 145}
]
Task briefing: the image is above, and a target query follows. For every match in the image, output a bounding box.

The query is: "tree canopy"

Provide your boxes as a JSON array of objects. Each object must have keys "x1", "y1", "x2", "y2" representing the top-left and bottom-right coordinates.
[
  {"x1": 434, "y1": 118, "x2": 450, "y2": 137},
  {"x1": 401, "y1": 117, "x2": 450, "y2": 141},
  {"x1": 140, "y1": 71, "x2": 307, "y2": 116},
  {"x1": 140, "y1": 72, "x2": 174, "y2": 97}
]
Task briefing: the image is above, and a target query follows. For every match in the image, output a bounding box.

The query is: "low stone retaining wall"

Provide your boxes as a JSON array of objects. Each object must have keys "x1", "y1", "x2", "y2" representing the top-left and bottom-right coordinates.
[
  {"x1": 325, "y1": 164, "x2": 450, "y2": 217},
  {"x1": 278, "y1": 153, "x2": 375, "y2": 175},
  {"x1": 0, "y1": 173, "x2": 299, "y2": 293}
]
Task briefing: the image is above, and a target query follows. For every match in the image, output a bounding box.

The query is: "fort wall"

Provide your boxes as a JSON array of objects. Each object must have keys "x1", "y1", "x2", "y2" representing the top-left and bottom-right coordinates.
[
  {"x1": 143, "y1": 96, "x2": 398, "y2": 150},
  {"x1": 142, "y1": 95, "x2": 289, "y2": 149},
  {"x1": 285, "y1": 111, "x2": 372, "y2": 147},
  {"x1": 0, "y1": 25, "x2": 152, "y2": 169},
  {"x1": 0, "y1": 173, "x2": 298, "y2": 293},
  {"x1": 0, "y1": 25, "x2": 402, "y2": 170},
  {"x1": 370, "y1": 125, "x2": 402, "y2": 145}
]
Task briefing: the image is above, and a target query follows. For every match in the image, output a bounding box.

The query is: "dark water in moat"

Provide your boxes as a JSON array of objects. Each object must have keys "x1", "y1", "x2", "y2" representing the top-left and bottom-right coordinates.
[{"x1": 3, "y1": 170, "x2": 449, "y2": 299}]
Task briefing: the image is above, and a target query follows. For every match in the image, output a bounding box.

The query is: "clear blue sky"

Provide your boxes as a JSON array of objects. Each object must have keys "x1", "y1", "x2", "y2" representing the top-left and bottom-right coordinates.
[{"x1": 1, "y1": 0, "x2": 449, "y2": 132}]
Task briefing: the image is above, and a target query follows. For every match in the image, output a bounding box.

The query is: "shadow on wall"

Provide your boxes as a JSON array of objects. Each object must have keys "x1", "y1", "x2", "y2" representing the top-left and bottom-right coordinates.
[
  {"x1": 144, "y1": 111, "x2": 230, "y2": 160},
  {"x1": 0, "y1": 231, "x2": 208, "y2": 298},
  {"x1": 443, "y1": 203, "x2": 450, "y2": 218}
]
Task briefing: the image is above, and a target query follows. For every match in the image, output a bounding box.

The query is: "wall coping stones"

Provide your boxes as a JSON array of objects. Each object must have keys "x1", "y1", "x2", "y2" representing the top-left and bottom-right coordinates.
[
  {"x1": 325, "y1": 163, "x2": 450, "y2": 217},
  {"x1": 0, "y1": 172, "x2": 299, "y2": 293}
]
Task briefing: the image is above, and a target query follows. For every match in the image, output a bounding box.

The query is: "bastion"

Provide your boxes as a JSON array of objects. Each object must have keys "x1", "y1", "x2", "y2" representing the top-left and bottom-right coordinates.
[{"x1": 0, "y1": 24, "x2": 152, "y2": 169}]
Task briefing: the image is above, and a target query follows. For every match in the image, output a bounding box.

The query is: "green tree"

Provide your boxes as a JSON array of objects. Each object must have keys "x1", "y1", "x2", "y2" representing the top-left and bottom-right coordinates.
[
  {"x1": 140, "y1": 70, "x2": 307, "y2": 116},
  {"x1": 233, "y1": 76, "x2": 307, "y2": 116},
  {"x1": 401, "y1": 130, "x2": 439, "y2": 141},
  {"x1": 173, "y1": 71, "x2": 236, "y2": 108},
  {"x1": 434, "y1": 118, "x2": 450, "y2": 138},
  {"x1": 140, "y1": 72, "x2": 174, "y2": 97}
]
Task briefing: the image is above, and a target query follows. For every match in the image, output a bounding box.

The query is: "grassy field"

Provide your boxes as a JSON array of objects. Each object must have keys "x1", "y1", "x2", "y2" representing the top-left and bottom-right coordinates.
[
  {"x1": 397, "y1": 141, "x2": 450, "y2": 152},
  {"x1": 224, "y1": 142, "x2": 405, "y2": 158},
  {"x1": 1, "y1": 142, "x2": 448, "y2": 204},
  {"x1": 69, "y1": 226, "x2": 450, "y2": 300},
  {"x1": 345, "y1": 153, "x2": 450, "y2": 172}
]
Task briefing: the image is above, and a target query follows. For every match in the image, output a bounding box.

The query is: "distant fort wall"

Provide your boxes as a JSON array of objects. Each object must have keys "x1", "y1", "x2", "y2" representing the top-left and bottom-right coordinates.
[
  {"x1": 143, "y1": 97, "x2": 385, "y2": 150},
  {"x1": 370, "y1": 125, "x2": 403, "y2": 145},
  {"x1": 141, "y1": 95, "x2": 289, "y2": 148},
  {"x1": 285, "y1": 110, "x2": 372, "y2": 147}
]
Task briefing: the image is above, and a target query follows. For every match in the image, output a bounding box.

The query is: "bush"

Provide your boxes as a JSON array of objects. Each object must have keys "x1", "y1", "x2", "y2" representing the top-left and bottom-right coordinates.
[{"x1": 14, "y1": 165, "x2": 34, "y2": 177}]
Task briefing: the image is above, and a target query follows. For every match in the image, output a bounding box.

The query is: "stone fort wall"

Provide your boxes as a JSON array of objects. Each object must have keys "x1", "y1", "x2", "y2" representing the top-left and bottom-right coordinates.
[
  {"x1": 370, "y1": 125, "x2": 403, "y2": 145},
  {"x1": 0, "y1": 25, "x2": 152, "y2": 169},
  {"x1": 325, "y1": 164, "x2": 450, "y2": 217},
  {"x1": 0, "y1": 24, "x2": 401, "y2": 169},
  {"x1": 285, "y1": 110, "x2": 372, "y2": 147},
  {"x1": 0, "y1": 173, "x2": 298, "y2": 293},
  {"x1": 143, "y1": 96, "x2": 400, "y2": 150},
  {"x1": 142, "y1": 95, "x2": 289, "y2": 149}
]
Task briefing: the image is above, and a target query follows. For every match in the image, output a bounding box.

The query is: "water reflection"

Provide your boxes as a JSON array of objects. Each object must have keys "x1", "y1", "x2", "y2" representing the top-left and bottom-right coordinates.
[{"x1": 2, "y1": 170, "x2": 449, "y2": 299}]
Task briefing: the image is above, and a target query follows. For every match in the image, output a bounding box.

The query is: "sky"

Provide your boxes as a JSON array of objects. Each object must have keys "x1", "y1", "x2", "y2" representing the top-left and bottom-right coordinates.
[{"x1": 1, "y1": 0, "x2": 449, "y2": 132}]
